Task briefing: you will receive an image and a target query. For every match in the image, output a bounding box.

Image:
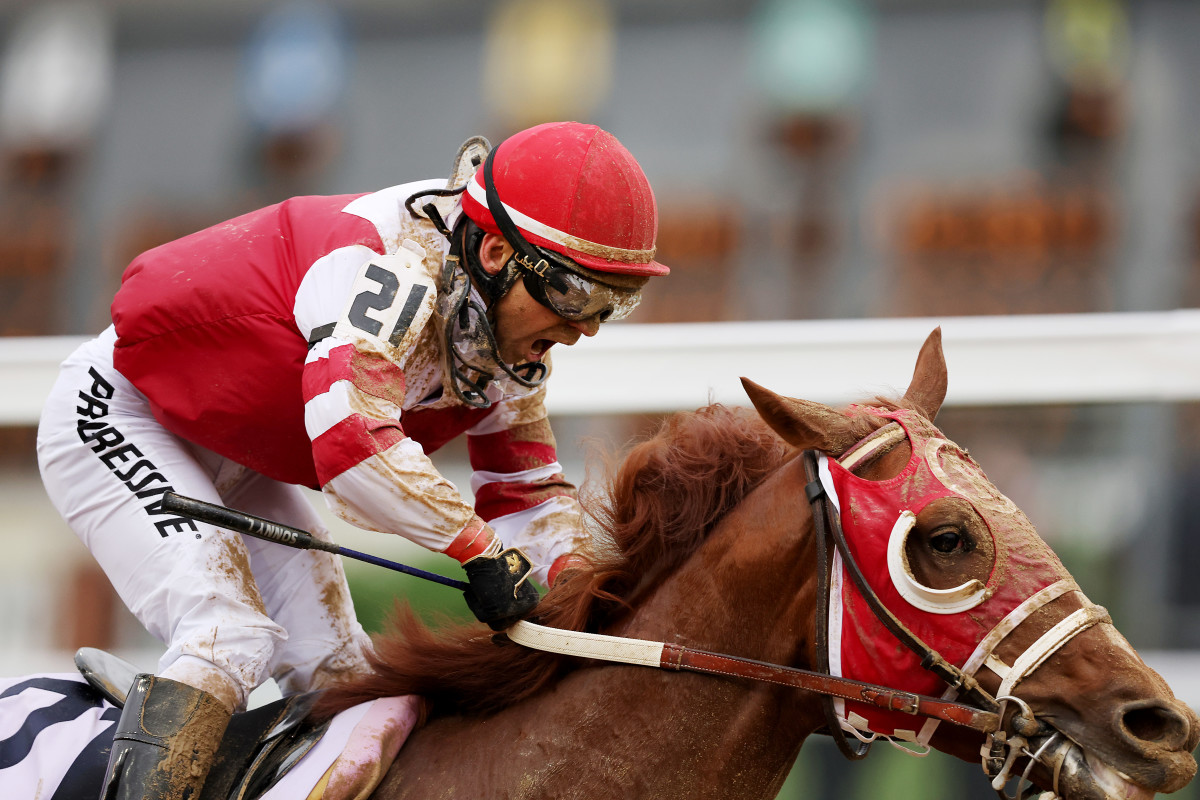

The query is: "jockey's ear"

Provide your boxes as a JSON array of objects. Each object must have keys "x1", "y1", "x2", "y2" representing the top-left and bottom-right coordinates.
[
  {"x1": 903, "y1": 327, "x2": 948, "y2": 421},
  {"x1": 740, "y1": 378, "x2": 858, "y2": 453}
]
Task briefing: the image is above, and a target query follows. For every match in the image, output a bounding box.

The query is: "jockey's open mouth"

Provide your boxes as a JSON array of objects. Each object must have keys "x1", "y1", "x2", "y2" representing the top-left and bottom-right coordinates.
[{"x1": 526, "y1": 330, "x2": 584, "y2": 362}]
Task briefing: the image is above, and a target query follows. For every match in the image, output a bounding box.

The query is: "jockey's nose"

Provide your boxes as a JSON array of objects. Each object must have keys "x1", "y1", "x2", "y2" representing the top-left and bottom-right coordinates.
[{"x1": 568, "y1": 316, "x2": 601, "y2": 337}]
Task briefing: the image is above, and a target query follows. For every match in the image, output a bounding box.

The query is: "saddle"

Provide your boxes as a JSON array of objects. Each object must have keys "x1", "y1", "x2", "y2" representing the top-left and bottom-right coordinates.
[{"x1": 75, "y1": 648, "x2": 330, "y2": 800}]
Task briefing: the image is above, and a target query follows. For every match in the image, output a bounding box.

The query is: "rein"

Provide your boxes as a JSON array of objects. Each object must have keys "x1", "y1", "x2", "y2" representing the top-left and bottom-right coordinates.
[{"x1": 504, "y1": 621, "x2": 999, "y2": 734}]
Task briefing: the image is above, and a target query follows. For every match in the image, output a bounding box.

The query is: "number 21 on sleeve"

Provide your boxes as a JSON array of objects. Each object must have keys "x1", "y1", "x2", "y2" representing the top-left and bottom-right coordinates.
[{"x1": 336, "y1": 248, "x2": 435, "y2": 351}]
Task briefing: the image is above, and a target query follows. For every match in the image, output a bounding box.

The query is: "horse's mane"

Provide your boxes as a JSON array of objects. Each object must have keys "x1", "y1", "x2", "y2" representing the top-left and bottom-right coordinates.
[{"x1": 314, "y1": 403, "x2": 793, "y2": 719}]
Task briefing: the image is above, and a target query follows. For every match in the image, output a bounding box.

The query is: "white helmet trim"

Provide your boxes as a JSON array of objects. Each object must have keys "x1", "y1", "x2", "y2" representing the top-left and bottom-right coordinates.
[{"x1": 466, "y1": 176, "x2": 656, "y2": 264}]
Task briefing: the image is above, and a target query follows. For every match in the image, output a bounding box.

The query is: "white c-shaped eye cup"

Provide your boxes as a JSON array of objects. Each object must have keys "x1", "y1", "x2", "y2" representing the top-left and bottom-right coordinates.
[{"x1": 887, "y1": 510, "x2": 988, "y2": 614}]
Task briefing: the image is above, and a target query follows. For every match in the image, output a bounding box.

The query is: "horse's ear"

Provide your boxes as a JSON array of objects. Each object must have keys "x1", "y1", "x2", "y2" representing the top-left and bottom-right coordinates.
[
  {"x1": 902, "y1": 327, "x2": 948, "y2": 420},
  {"x1": 741, "y1": 377, "x2": 858, "y2": 452}
]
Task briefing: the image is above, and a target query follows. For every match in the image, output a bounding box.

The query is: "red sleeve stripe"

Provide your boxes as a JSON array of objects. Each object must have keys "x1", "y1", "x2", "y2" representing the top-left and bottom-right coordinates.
[
  {"x1": 313, "y1": 414, "x2": 408, "y2": 486},
  {"x1": 302, "y1": 343, "x2": 355, "y2": 402},
  {"x1": 473, "y1": 480, "x2": 576, "y2": 522},
  {"x1": 441, "y1": 518, "x2": 496, "y2": 562},
  {"x1": 468, "y1": 420, "x2": 560, "y2": 474},
  {"x1": 302, "y1": 342, "x2": 407, "y2": 406}
]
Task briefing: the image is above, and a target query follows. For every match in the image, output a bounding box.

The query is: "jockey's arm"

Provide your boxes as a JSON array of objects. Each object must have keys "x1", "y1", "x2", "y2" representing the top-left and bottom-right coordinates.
[
  {"x1": 302, "y1": 332, "x2": 484, "y2": 558},
  {"x1": 297, "y1": 246, "x2": 484, "y2": 558},
  {"x1": 299, "y1": 248, "x2": 588, "y2": 621},
  {"x1": 303, "y1": 334, "x2": 585, "y2": 628},
  {"x1": 464, "y1": 388, "x2": 592, "y2": 588},
  {"x1": 303, "y1": 334, "x2": 588, "y2": 580}
]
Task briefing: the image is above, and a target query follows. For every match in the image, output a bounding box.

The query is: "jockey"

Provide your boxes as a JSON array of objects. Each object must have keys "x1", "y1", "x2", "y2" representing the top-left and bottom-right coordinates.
[{"x1": 35, "y1": 121, "x2": 667, "y2": 800}]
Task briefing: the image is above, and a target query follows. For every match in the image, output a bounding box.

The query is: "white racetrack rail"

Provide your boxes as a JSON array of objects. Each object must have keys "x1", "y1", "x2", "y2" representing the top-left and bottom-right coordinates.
[{"x1": 7, "y1": 310, "x2": 1200, "y2": 424}]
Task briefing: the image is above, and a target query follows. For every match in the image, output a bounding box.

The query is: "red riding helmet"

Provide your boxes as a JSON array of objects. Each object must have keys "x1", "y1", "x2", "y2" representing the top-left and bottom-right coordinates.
[{"x1": 461, "y1": 121, "x2": 668, "y2": 276}]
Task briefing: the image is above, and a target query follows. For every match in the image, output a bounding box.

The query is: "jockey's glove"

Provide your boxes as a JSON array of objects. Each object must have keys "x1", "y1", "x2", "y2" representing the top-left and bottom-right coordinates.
[{"x1": 462, "y1": 542, "x2": 540, "y2": 631}]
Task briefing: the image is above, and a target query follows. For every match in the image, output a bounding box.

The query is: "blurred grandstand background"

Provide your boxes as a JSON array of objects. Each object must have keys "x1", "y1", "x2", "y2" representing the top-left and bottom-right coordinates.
[{"x1": 2, "y1": 1, "x2": 1200, "y2": 797}]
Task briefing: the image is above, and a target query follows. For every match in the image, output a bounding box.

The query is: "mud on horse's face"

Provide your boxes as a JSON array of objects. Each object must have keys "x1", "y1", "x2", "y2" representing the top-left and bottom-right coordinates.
[
  {"x1": 742, "y1": 328, "x2": 1198, "y2": 800},
  {"x1": 828, "y1": 406, "x2": 1197, "y2": 798},
  {"x1": 820, "y1": 407, "x2": 1080, "y2": 736}
]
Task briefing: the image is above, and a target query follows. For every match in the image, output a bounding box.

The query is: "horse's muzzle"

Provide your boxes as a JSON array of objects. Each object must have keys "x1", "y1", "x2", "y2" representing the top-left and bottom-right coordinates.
[{"x1": 1103, "y1": 698, "x2": 1200, "y2": 794}]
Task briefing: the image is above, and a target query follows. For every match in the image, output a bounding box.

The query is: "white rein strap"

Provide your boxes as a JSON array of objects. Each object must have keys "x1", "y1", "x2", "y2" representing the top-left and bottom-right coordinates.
[{"x1": 506, "y1": 620, "x2": 664, "y2": 667}]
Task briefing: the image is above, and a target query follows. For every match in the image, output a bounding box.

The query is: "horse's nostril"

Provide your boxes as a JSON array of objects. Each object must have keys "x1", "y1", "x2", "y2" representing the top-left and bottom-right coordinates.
[{"x1": 1119, "y1": 702, "x2": 1191, "y2": 751}]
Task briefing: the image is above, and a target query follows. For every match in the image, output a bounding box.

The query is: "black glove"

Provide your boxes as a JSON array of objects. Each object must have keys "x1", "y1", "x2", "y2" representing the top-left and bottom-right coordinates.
[{"x1": 462, "y1": 547, "x2": 540, "y2": 631}]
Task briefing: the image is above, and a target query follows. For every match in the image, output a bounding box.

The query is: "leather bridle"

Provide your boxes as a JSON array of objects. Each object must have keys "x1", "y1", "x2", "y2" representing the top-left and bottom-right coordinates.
[
  {"x1": 802, "y1": 447, "x2": 999, "y2": 758},
  {"x1": 800, "y1": 421, "x2": 1111, "y2": 799}
]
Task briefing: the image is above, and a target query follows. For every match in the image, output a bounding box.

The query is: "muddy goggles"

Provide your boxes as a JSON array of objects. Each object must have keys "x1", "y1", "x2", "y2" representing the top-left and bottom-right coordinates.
[{"x1": 514, "y1": 248, "x2": 642, "y2": 323}]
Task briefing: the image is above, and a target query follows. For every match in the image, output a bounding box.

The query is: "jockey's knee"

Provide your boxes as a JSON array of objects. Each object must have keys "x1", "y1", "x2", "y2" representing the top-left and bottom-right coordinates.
[{"x1": 272, "y1": 631, "x2": 374, "y2": 696}]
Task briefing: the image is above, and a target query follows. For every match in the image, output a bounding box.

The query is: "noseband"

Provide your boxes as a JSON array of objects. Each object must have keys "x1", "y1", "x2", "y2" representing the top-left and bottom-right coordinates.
[{"x1": 508, "y1": 420, "x2": 1110, "y2": 799}]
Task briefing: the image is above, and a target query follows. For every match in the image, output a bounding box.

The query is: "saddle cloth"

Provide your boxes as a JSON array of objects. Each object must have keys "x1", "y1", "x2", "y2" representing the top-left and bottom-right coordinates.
[{"x1": 0, "y1": 672, "x2": 419, "y2": 799}]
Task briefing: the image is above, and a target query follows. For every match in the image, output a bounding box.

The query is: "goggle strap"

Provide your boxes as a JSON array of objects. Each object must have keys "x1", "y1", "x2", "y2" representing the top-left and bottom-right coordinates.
[
  {"x1": 402, "y1": 184, "x2": 468, "y2": 239},
  {"x1": 483, "y1": 148, "x2": 549, "y2": 284}
]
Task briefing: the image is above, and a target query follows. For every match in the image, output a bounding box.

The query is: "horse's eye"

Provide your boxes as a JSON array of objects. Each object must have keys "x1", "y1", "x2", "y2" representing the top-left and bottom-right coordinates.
[{"x1": 930, "y1": 528, "x2": 966, "y2": 554}]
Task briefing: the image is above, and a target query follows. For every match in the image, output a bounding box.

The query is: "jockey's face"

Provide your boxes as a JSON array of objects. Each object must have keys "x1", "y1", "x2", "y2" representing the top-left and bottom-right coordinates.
[{"x1": 476, "y1": 233, "x2": 648, "y2": 366}]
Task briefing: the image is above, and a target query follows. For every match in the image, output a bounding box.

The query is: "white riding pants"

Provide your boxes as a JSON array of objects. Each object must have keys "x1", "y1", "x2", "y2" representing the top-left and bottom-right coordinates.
[{"x1": 36, "y1": 327, "x2": 371, "y2": 709}]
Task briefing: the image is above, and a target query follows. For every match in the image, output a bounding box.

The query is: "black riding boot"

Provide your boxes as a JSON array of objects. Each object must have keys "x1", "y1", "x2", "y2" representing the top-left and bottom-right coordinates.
[{"x1": 100, "y1": 674, "x2": 232, "y2": 800}]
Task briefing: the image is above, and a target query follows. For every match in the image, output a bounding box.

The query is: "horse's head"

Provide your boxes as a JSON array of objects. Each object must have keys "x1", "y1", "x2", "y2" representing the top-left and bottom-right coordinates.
[{"x1": 742, "y1": 328, "x2": 1198, "y2": 800}]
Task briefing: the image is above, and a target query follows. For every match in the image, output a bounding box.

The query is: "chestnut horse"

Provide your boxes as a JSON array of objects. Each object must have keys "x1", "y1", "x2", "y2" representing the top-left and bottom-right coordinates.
[{"x1": 321, "y1": 329, "x2": 1198, "y2": 800}]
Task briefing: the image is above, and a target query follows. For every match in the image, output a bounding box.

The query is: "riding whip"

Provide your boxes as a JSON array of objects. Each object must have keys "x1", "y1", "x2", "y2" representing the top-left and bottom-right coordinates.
[{"x1": 159, "y1": 492, "x2": 469, "y2": 590}]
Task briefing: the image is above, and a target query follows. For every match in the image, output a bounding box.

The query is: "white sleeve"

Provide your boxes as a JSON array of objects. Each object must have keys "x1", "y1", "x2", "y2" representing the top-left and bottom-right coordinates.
[{"x1": 298, "y1": 244, "x2": 479, "y2": 551}]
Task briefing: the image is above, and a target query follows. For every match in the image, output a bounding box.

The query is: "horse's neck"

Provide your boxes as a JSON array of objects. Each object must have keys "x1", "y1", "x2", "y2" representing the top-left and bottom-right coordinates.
[
  {"x1": 623, "y1": 459, "x2": 817, "y2": 660},
  {"x1": 602, "y1": 459, "x2": 825, "y2": 793},
  {"x1": 382, "y1": 459, "x2": 824, "y2": 800}
]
